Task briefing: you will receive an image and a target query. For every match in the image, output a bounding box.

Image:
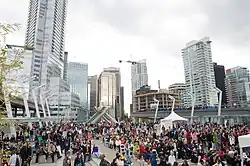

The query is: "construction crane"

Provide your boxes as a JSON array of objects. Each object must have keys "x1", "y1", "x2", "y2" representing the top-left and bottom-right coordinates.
[
  {"x1": 119, "y1": 54, "x2": 142, "y2": 65},
  {"x1": 118, "y1": 60, "x2": 139, "y2": 65}
]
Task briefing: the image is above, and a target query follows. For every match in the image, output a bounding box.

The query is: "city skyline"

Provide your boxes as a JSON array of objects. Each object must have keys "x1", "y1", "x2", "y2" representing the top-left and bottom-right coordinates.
[{"x1": 1, "y1": 0, "x2": 250, "y2": 113}]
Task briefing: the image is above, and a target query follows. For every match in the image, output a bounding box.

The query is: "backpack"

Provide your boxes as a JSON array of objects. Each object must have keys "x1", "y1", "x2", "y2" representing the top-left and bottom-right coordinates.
[{"x1": 15, "y1": 155, "x2": 20, "y2": 166}]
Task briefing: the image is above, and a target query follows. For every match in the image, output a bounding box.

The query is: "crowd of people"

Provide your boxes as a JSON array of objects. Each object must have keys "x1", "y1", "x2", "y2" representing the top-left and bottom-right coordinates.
[
  {"x1": 98, "y1": 121, "x2": 250, "y2": 166},
  {"x1": 0, "y1": 123, "x2": 98, "y2": 166},
  {"x1": 0, "y1": 120, "x2": 250, "y2": 166}
]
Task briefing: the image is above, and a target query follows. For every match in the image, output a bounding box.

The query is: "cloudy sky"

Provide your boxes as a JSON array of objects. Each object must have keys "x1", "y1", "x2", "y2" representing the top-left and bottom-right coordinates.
[{"x1": 1, "y1": 0, "x2": 250, "y2": 112}]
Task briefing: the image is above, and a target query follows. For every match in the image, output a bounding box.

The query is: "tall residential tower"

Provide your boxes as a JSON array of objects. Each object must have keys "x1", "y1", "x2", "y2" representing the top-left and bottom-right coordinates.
[
  {"x1": 131, "y1": 59, "x2": 148, "y2": 112},
  {"x1": 182, "y1": 37, "x2": 218, "y2": 106},
  {"x1": 25, "y1": 0, "x2": 68, "y2": 97},
  {"x1": 225, "y1": 66, "x2": 250, "y2": 107}
]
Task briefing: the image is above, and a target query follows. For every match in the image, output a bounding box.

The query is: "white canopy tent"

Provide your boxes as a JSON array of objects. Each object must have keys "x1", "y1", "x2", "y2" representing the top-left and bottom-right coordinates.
[
  {"x1": 159, "y1": 111, "x2": 188, "y2": 133},
  {"x1": 239, "y1": 134, "x2": 250, "y2": 165},
  {"x1": 161, "y1": 111, "x2": 188, "y2": 122}
]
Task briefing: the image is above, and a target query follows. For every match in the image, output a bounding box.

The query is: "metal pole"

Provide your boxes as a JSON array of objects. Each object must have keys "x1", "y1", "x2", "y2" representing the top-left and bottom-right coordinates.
[
  {"x1": 40, "y1": 93, "x2": 48, "y2": 126},
  {"x1": 153, "y1": 98, "x2": 159, "y2": 123},
  {"x1": 218, "y1": 91, "x2": 222, "y2": 124},
  {"x1": 187, "y1": 92, "x2": 195, "y2": 124},
  {"x1": 32, "y1": 89, "x2": 42, "y2": 127},
  {"x1": 20, "y1": 86, "x2": 32, "y2": 129},
  {"x1": 57, "y1": 95, "x2": 60, "y2": 123},
  {"x1": 169, "y1": 95, "x2": 175, "y2": 113},
  {"x1": 45, "y1": 98, "x2": 51, "y2": 117},
  {"x1": 214, "y1": 87, "x2": 222, "y2": 124}
]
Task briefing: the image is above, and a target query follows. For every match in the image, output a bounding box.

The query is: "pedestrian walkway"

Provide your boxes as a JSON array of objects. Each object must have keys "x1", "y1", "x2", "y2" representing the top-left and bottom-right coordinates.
[{"x1": 94, "y1": 139, "x2": 117, "y2": 162}]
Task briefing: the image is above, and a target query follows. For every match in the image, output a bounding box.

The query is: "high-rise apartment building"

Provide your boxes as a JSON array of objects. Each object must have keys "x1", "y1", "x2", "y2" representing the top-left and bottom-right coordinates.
[
  {"x1": 225, "y1": 66, "x2": 250, "y2": 107},
  {"x1": 131, "y1": 59, "x2": 148, "y2": 112},
  {"x1": 25, "y1": 0, "x2": 68, "y2": 97},
  {"x1": 213, "y1": 63, "x2": 227, "y2": 106},
  {"x1": 67, "y1": 62, "x2": 88, "y2": 116},
  {"x1": 88, "y1": 75, "x2": 98, "y2": 116},
  {"x1": 98, "y1": 67, "x2": 121, "y2": 119},
  {"x1": 182, "y1": 37, "x2": 218, "y2": 106}
]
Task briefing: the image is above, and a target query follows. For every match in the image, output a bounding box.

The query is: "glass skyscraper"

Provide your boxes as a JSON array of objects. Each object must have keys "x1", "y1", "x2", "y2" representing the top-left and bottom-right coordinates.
[{"x1": 67, "y1": 62, "x2": 89, "y2": 118}]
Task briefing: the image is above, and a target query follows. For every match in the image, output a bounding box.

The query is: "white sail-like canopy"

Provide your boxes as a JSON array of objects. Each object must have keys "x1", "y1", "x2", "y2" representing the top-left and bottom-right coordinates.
[{"x1": 161, "y1": 111, "x2": 188, "y2": 122}]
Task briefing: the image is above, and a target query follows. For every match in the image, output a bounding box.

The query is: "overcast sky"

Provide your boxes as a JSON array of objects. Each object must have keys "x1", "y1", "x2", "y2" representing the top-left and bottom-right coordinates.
[{"x1": 1, "y1": 0, "x2": 250, "y2": 112}]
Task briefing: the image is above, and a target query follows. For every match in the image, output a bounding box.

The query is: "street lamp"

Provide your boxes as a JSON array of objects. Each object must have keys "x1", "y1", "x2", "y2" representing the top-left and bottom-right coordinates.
[
  {"x1": 32, "y1": 84, "x2": 45, "y2": 127},
  {"x1": 153, "y1": 97, "x2": 159, "y2": 123},
  {"x1": 187, "y1": 91, "x2": 196, "y2": 124},
  {"x1": 45, "y1": 94, "x2": 56, "y2": 117},
  {"x1": 168, "y1": 95, "x2": 175, "y2": 113},
  {"x1": 214, "y1": 86, "x2": 222, "y2": 124}
]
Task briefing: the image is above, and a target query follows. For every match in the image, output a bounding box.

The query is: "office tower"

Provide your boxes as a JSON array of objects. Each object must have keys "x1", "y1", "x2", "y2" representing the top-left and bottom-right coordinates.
[
  {"x1": 120, "y1": 86, "x2": 125, "y2": 119},
  {"x1": 213, "y1": 63, "x2": 227, "y2": 106},
  {"x1": 131, "y1": 59, "x2": 148, "y2": 112},
  {"x1": 67, "y1": 62, "x2": 88, "y2": 120},
  {"x1": 182, "y1": 37, "x2": 218, "y2": 106},
  {"x1": 63, "y1": 52, "x2": 68, "y2": 81},
  {"x1": 98, "y1": 67, "x2": 121, "y2": 119},
  {"x1": 25, "y1": 0, "x2": 68, "y2": 96},
  {"x1": 88, "y1": 75, "x2": 98, "y2": 116},
  {"x1": 225, "y1": 66, "x2": 250, "y2": 107},
  {"x1": 168, "y1": 83, "x2": 186, "y2": 106}
]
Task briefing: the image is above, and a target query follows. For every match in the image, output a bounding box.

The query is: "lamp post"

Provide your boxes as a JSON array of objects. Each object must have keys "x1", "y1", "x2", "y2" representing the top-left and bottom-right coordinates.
[
  {"x1": 45, "y1": 94, "x2": 58, "y2": 124},
  {"x1": 214, "y1": 86, "x2": 222, "y2": 124},
  {"x1": 168, "y1": 95, "x2": 175, "y2": 113},
  {"x1": 187, "y1": 91, "x2": 196, "y2": 124},
  {"x1": 153, "y1": 97, "x2": 159, "y2": 123},
  {"x1": 32, "y1": 84, "x2": 45, "y2": 127}
]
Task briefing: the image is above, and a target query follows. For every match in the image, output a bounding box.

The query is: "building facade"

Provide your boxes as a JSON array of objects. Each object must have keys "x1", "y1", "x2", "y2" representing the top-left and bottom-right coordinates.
[
  {"x1": 213, "y1": 63, "x2": 227, "y2": 107},
  {"x1": 182, "y1": 37, "x2": 218, "y2": 107},
  {"x1": 98, "y1": 67, "x2": 121, "y2": 119},
  {"x1": 25, "y1": 0, "x2": 68, "y2": 98},
  {"x1": 47, "y1": 77, "x2": 80, "y2": 120},
  {"x1": 225, "y1": 66, "x2": 250, "y2": 107},
  {"x1": 5, "y1": 45, "x2": 34, "y2": 102},
  {"x1": 134, "y1": 85, "x2": 180, "y2": 112},
  {"x1": 63, "y1": 52, "x2": 68, "y2": 81},
  {"x1": 88, "y1": 75, "x2": 98, "y2": 116},
  {"x1": 168, "y1": 83, "x2": 186, "y2": 106},
  {"x1": 67, "y1": 62, "x2": 88, "y2": 119},
  {"x1": 131, "y1": 59, "x2": 148, "y2": 112}
]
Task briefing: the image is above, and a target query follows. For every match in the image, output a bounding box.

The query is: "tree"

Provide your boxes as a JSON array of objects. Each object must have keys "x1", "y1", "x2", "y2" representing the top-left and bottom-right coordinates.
[{"x1": 0, "y1": 23, "x2": 25, "y2": 126}]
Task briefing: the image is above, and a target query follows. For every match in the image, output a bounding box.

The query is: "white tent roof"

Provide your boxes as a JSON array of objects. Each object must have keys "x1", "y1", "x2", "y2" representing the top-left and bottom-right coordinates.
[
  {"x1": 161, "y1": 111, "x2": 188, "y2": 122},
  {"x1": 238, "y1": 134, "x2": 250, "y2": 148}
]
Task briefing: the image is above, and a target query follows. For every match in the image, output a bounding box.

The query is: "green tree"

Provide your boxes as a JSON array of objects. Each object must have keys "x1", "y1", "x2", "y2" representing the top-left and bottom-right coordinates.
[{"x1": 0, "y1": 23, "x2": 25, "y2": 126}]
